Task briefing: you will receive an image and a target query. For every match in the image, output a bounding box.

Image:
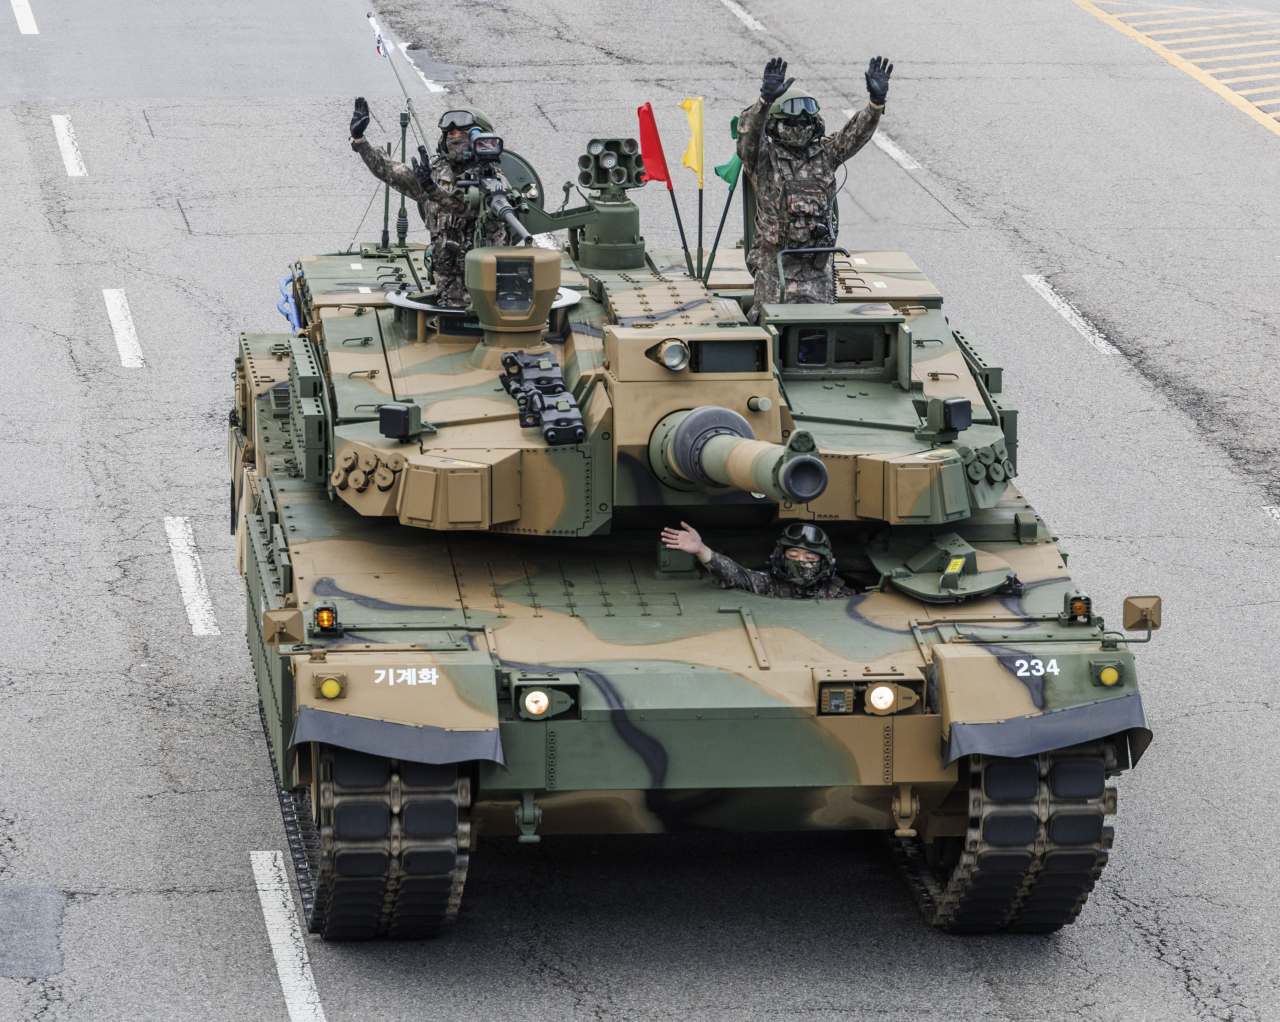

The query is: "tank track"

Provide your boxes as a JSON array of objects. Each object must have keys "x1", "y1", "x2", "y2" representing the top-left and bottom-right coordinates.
[
  {"x1": 258, "y1": 700, "x2": 471, "y2": 940},
  {"x1": 890, "y1": 742, "x2": 1117, "y2": 933}
]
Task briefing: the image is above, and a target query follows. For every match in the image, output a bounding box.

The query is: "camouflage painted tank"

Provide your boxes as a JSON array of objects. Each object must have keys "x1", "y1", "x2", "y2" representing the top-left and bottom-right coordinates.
[{"x1": 231, "y1": 131, "x2": 1156, "y2": 940}]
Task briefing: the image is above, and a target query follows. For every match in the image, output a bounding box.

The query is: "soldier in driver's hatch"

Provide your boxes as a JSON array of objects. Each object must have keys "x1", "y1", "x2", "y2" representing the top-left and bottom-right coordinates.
[
  {"x1": 661, "y1": 521, "x2": 853, "y2": 599},
  {"x1": 349, "y1": 99, "x2": 512, "y2": 309},
  {"x1": 736, "y1": 56, "x2": 892, "y2": 322}
]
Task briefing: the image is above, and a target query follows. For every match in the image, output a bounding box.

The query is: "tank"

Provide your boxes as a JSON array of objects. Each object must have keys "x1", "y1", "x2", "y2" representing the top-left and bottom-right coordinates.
[{"x1": 231, "y1": 131, "x2": 1157, "y2": 940}]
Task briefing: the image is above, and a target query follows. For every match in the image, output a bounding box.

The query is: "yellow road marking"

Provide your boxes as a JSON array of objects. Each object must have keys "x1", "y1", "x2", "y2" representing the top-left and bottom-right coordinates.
[
  {"x1": 1151, "y1": 20, "x2": 1280, "y2": 35},
  {"x1": 1076, "y1": 1, "x2": 1280, "y2": 137},
  {"x1": 1218, "y1": 65, "x2": 1280, "y2": 80},
  {"x1": 1237, "y1": 84, "x2": 1280, "y2": 94},
  {"x1": 1173, "y1": 38, "x2": 1280, "y2": 54},
  {"x1": 1130, "y1": 11, "x2": 1255, "y2": 23},
  {"x1": 1200, "y1": 50, "x2": 1280, "y2": 65},
  {"x1": 1166, "y1": 30, "x2": 1280, "y2": 48}
]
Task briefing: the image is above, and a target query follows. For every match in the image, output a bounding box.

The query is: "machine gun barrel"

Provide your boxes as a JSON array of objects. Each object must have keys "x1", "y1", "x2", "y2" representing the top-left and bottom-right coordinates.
[
  {"x1": 476, "y1": 176, "x2": 533, "y2": 245},
  {"x1": 654, "y1": 407, "x2": 828, "y2": 504}
]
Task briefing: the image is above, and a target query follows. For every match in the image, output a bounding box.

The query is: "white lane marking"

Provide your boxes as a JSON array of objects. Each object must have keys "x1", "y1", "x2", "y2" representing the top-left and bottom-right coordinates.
[
  {"x1": 101, "y1": 289, "x2": 145, "y2": 367},
  {"x1": 719, "y1": 0, "x2": 765, "y2": 31},
  {"x1": 250, "y1": 852, "x2": 327, "y2": 1022},
  {"x1": 51, "y1": 115, "x2": 87, "y2": 176},
  {"x1": 843, "y1": 111, "x2": 922, "y2": 169},
  {"x1": 1264, "y1": 506, "x2": 1280, "y2": 523},
  {"x1": 397, "y1": 42, "x2": 448, "y2": 93},
  {"x1": 9, "y1": 0, "x2": 37, "y2": 33},
  {"x1": 163, "y1": 516, "x2": 221, "y2": 636},
  {"x1": 1022, "y1": 274, "x2": 1120, "y2": 355},
  {"x1": 871, "y1": 133, "x2": 920, "y2": 170}
]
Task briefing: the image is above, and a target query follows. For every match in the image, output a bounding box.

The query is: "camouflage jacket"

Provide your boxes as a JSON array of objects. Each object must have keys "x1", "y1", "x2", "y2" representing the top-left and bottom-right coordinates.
[
  {"x1": 352, "y1": 139, "x2": 508, "y2": 247},
  {"x1": 736, "y1": 99, "x2": 881, "y2": 279},
  {"x1": 707, "y1": 552, "x2": 854, "y2": 600}
]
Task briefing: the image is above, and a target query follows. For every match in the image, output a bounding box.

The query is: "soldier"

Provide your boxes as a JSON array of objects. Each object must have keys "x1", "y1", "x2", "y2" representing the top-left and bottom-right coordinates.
[
  {"x1": 736, "y1": 56, "x2": 892, "y2": 322},
  {"x1": 660, "y1": 521, "x2": 853, "y2": 599},
  {"x1": 349, "y1": 99, "x2": 512, "y2": 309}
]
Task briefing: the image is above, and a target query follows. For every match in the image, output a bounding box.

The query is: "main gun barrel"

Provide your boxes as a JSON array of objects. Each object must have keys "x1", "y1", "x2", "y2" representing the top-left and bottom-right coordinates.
[{"x1": 652, "y1": 407, "x2": 828, "y2": 504}]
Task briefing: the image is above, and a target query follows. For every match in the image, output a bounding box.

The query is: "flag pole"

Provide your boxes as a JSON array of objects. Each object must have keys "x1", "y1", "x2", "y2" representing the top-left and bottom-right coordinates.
[
  {"x1": 702, "y1": 177, "x2": 738, "y2": 284},
  {"x1": 668, "y1": 185, "x2": 696, "y2": 278},
  {"x1": 696, "y1": 188, "x2": 703, "y2": 280}
]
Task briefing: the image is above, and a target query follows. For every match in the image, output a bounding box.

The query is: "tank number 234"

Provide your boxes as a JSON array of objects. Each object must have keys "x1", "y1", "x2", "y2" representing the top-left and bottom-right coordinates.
[{"x1": 1014, "y1": 659, "x2": 1060, "y2": 677}]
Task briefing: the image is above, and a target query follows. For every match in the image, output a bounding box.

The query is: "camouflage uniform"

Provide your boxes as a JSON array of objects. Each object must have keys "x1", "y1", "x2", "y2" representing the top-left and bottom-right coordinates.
[
  {"x1": 352, "y1": 139, "x2": 510, "y2": 308},
  {"x1": 707, "y1": 552, "x2": 853, "y2": 600},
  {"x1": 736, "y1": 100, "x2": 881, "y2": 320}
]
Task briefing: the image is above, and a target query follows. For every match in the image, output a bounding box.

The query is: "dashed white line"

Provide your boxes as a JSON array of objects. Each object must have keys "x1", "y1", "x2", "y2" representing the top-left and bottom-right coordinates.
[
  {"x1": 719, "y1": 0, "x2": 765, "y2": 31},
  {"x1": 9, "y1": 0, "x2": 38, "y2": 34},
  {"x1": 397, "y1": 42, "x2": 448, "y2": 93},
  {"x1": 1022, "y1": 274, "x2": 1120, "y2": 355},
  {"x1": 102, "y1": 289, "x2": 145, "y2": 367},
  {"x1": 50, "y1": 115, "x2": 86, "y2": 176},
  {"x1": 163, "y1": 516, "x2": 220, "y2": 636},
  {"x1": 250, "y1": 852, "x2": 327, "y2": 1022}
]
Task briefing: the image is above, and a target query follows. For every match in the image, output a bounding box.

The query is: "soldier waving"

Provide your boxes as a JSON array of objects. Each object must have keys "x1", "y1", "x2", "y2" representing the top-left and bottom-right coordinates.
[{"x1": 736, "y1": 55, "x2": 892, "y2": 320}]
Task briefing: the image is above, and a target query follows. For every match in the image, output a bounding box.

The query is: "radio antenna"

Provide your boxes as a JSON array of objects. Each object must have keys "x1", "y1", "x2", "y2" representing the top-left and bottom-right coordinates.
[{"x1": 367, "y1": 14, "x2": 431, "y2": 145}]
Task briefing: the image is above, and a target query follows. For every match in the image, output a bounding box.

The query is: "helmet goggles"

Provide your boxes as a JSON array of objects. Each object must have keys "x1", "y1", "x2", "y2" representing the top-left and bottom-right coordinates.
[
  {"x1": 777, "y1": 96, "x2": 820, "y2": 118},
  {"x1": 439, "y1": 110, "x2": 480, "y2": 131},
  {"x1": 782, "y1": 522, "x2": 827, "y2": 547}
]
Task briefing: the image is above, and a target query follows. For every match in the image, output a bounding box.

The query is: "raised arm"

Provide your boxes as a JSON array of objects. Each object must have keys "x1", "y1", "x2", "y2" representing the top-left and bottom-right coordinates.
[
  {"x1": 737, "y1": 57, "x2": 795, "y2": 179},
  {"x1": 828, "y1": 57, "x2": 890, "y2": 164}
]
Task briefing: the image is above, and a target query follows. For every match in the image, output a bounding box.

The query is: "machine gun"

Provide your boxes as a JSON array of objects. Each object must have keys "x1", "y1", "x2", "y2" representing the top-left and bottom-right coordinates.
[{"x1": 454, "y1": 134, "x2": 534, "y2": 247}]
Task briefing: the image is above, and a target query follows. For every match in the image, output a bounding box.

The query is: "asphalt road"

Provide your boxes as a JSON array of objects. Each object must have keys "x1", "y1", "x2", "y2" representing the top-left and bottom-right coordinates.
[{"x1": 2, "y1": 0, "x2": 1280, "y2": 1019}]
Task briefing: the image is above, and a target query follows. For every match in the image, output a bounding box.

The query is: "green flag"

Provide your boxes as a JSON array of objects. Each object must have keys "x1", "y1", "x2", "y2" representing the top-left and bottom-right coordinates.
[{"x1": 715, "y1": 153, "x2": 742, "y2": 187}]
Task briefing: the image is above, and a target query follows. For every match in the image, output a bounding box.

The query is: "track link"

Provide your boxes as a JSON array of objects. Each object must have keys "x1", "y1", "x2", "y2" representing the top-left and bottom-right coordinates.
[
  {"x1": 259, "y1": 701, "x2": 471, "y2": 939},
  {"x1": 891, "y1": 742, "x2": 1117, "y2": 934}
]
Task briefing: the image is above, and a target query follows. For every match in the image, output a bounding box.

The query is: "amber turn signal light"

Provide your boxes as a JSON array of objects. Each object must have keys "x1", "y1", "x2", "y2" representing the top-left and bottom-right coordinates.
[{"x1": 316, "y1": 608, "x2": 336, "y2": 630}]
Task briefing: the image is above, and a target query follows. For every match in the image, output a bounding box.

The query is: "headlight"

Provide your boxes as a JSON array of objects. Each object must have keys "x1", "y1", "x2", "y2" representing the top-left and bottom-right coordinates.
[
  {"x1": 868, "y1": 685, "x2": 895, "y2": 711},
  {"x1": 1099, "y1": 666, "x2": 1120, "y2": 686},
  {"x1": 523, "y1": 690, "x2": 551, "y2": 717},
  {"x1": 320, "y1": 678, "x2": 342, "y2": 699}
]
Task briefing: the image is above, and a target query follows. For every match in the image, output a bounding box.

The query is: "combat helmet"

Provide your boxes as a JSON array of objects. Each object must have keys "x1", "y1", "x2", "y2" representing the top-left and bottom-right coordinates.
[
  {"x1": 768, "y1": 86, "x2": 821, "y2": 121},
  {"x1": 767, "y1": 522, "x2": 836, "y2": 583},
  {"x1": 437, "y1": 107, "x2": 495, "y2": 157},
  {"x1": 767, "y1": 87, "x2": 824, "y2": 149}
]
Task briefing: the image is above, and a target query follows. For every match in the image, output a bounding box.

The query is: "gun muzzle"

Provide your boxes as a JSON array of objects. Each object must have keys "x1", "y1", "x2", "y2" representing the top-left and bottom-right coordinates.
[{"x1": 653, "y1": 407, "x2": 828, "y2": 504}]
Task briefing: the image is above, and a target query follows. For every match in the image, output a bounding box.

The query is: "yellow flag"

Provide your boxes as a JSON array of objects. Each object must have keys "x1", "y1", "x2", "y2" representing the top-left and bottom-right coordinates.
[{"x1": 679, "y1": 97, "x2": 704, "y2": 189}]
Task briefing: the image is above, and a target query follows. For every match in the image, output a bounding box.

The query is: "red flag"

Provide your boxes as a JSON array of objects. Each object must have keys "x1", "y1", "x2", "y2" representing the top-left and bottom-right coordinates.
[{"x1": 637, "y1": 102, "x2": 674, "y2": 191}]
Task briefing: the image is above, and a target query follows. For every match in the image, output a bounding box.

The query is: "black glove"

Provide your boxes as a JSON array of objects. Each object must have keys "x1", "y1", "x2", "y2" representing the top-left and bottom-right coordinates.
[
  {"x1": 411, "y1": 145, "x2": 434, "y2": 192},
  {"x1": 761, "y1": 57, "x2": 794, "y2": 104},
  {"x1": 865, "y1": 56, "x2": 892, "y2": 106},
  {"x1": 350, "y1": 97, "x2": 370, "y2": 139}
]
